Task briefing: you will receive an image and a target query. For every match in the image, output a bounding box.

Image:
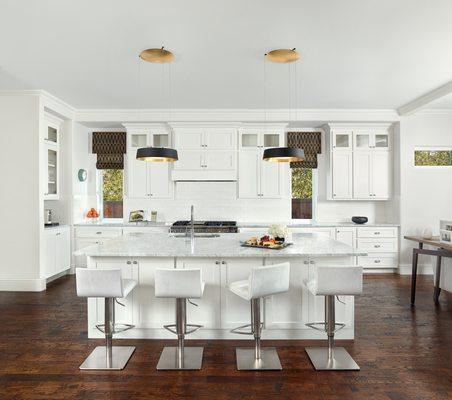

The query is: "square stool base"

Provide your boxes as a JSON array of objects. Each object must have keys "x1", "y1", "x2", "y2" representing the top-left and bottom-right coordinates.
[
  {"x1": 305, "y1": 347, "x2": 360, "y2": 371},
  {"x1": 79, "y1": 346, "x2": 135, "y2": 370},
  {"x1": 156, "y1": 346, "x2": 203, "y2": 370},
  {"x1": 236, "y1": 348, "x2": 282, "y2": 370}
]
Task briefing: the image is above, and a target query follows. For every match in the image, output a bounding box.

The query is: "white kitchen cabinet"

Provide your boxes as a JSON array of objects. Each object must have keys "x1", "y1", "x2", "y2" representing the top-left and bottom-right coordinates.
[
  {"x1": 353, "y1": 151, "x2": 390, "y2": 199},
  {"x1": 238, "y1": 129, "x2": 285, "y2": 199},
  {"x1": 331, "y1": 130, "x2": 352, "y2": 150},
  {"x1": 42, "y1": 226, "x2": 70, "y2": 279},
  {"x1": 371, "y1": 151, "x2": 390, "y2": 199},
  {"x1": 43, "y1": 115, "x2": 62, "y2": 200},
  {"x1": 354, "y1": 131, "x2": 390, "y2": 151},
  {"x1": 335, "y1": 227, "x2": 355, "y2": 247},
  {"x1": 353, "y1": 151, "x2": 372, "y2": 199},
  {"x1": 75, "y1": 227, "x2": 122, "y2": 267},
  {"x1": 332, "y1": 151, "x2": 353, "y2": 199},
  {"x1": 126, "y1": 127, "x2": 173, "y2": 199},
  {"x1": 291, "y1": 227, "x2": 335, "y2": 237}
]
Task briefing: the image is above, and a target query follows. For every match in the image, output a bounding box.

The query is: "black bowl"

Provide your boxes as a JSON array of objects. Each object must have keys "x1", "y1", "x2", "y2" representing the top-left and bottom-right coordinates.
[{"x1": 352, "y1": 216, "x2": 368, "y2": 224}]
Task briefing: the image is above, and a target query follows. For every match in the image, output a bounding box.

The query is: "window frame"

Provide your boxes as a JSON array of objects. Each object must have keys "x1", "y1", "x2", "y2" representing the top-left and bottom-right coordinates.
[
  {"x1": 290, "y1": 167, "x2": 318, "y2": 223},
  {"x1": 413, "y1": 147, "x2": 452, "y2": 169},
  {"x1": 96, "y1": 169, "x2": 124, "y2": 221}
]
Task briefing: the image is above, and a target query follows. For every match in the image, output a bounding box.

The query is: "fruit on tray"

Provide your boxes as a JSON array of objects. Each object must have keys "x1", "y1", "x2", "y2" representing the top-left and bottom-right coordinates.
[
  {"x1": 245, "y1": 235, "x2": 284, "y2": 248},
  {"x1": 86, "y1": 208, "x2": 100, "y2": 219}
]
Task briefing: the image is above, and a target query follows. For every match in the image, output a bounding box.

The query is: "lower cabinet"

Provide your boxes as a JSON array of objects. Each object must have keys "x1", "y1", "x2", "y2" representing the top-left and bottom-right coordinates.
[{"x1": 42, "y1": 226, "x2": 70, "y2": 279}]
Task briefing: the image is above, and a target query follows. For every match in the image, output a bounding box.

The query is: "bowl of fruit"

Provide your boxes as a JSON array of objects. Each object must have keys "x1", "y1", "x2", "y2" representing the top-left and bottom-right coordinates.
[{"x1": 86, "y1": 208, "x2": 100, "y2": 222}]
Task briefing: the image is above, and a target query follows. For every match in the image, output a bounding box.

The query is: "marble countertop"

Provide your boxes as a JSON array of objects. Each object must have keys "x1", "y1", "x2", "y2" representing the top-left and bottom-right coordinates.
[
  {"x1": 77, "y1": 232, "x2": 365, "y2": 258},
  {"x1": 74, "y1": 221, "x2": 169, "y2": 227},
  {"x1": 238, "y1": 222, "x2": 399, "y2": 228}
]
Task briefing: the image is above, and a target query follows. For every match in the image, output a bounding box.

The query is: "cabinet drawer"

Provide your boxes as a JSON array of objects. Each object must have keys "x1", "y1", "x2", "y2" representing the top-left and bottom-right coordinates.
[
  {"x1": 75, "y1": 227, "x2": 123, "y2": 238},
  {"x1": 358, "y1": 255, "x2": 397, "y2": 268},
  {"x1": 357, "y1": 238, "x2": 397, "y2": 253},
  {"x1": 357, "y1": 227, "x2": 397, "y2": 238}
]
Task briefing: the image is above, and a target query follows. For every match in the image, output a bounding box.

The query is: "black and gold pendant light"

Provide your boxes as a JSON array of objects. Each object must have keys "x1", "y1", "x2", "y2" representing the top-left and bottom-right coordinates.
[
  {"x1": 136, "y1": 47, "x2": 178, "y2": 162},
  {"x1": 263, "y1": 48, "x2": 304, "y2": 163}
]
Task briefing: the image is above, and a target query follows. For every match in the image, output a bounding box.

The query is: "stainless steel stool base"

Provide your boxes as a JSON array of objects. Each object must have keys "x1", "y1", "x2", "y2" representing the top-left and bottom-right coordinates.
[
  {"x1": 157, "y1": 346, "x2": 204, "y2": 370},
  {"x1": 236, "y1": 347, "x2": 282, "y2": 370},
  {"x1": 305, "y1": 347, "x2": 360, "y2": 371},
  {"x1": 79, "y1": 346, "x2": 135, "y2": 370}
]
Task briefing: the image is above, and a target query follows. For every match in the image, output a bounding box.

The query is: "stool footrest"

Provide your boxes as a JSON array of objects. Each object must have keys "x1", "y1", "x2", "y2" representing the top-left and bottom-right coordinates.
[
  {"x1": 230, "y1": 323, "x2": 263, "y2": 336},
  {"x1": 306, "y1": 322, "x2": 345, "y2": 333},
  {"x1": 163, "y1": 323, "x2": 203, "y2": 335},
  {"x1": 95, "y1": 323, "x2": 135, "y2": 334}
]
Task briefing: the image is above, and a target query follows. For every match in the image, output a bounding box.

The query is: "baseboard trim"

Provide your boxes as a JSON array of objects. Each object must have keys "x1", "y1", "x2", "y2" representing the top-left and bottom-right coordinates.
[
  {"x1": 398, "y1": 264, "x2": 433, "y2": 275},
  {"x1": 0, "y1": 278, "x2": 46, "y2": 292}
]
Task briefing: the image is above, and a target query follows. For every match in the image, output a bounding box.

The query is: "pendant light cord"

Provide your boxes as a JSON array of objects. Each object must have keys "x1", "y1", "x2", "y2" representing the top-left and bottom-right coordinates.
[{"x1": 264, "y1": 55, "x2": 267, "y2": 125}]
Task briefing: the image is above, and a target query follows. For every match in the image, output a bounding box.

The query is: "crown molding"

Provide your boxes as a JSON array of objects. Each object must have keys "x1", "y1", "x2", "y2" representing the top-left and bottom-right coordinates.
[{"x1": 413, "y1": 108, "x2": 452, "y2": 117}]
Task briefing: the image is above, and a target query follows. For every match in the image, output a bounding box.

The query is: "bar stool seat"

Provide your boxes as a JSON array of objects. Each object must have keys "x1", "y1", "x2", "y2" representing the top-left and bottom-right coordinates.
[
  {"x1": 305, "y1": 265, "x2": 363, "y2": 371},
  {"x1": 229, "y1": 262, "x2": 290, "y2": 370},
  {"x1": 155, "y1": 268, "x2": 205, "y2": 370},
  {"x1": 76, "y1": 268, "x2": 137, "y2": 370}
]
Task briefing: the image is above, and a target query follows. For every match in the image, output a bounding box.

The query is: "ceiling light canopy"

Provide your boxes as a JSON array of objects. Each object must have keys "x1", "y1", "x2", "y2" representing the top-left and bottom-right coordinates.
[
  {"x1": 136, "y1": 147, "x2": 178, "y2": 162},
  {"x1": 139, "y1": 47, "x2": 174, "y2": 63},
  {"x1": 265, "y1": 48, "x2": 300, "y2": 63},
  {"x1": 262, "y1": 147, "x2": 305, "y2": 163}
]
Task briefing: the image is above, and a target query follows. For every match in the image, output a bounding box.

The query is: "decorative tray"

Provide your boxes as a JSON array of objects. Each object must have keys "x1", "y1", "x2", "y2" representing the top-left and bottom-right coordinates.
[{"x1": 240, "y1": 242, "x2": 292, "y2": 250}]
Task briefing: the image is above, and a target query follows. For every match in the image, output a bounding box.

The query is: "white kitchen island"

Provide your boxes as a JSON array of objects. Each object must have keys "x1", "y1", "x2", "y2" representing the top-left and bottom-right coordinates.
[{"x1": 79, "y1": 233, "x2": 365, "y2": 340}]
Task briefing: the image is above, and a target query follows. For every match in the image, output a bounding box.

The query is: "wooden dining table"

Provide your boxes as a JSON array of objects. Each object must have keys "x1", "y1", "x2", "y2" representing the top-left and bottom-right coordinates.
[{"x1": 404, "y1": 235, "x2": 452, "y2": 305}]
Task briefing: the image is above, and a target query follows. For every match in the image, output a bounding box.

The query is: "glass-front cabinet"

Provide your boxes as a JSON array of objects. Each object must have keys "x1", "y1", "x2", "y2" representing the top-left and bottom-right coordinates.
[
  {"x1": 353, "y1": 131, "x2": 390, "y2": 151},
  {"x1": 332, "y1": 130, "x2": 352, "y2": 150},
  {"x1": 43, "y1": 116, "x2": 61, "y2": 200}
]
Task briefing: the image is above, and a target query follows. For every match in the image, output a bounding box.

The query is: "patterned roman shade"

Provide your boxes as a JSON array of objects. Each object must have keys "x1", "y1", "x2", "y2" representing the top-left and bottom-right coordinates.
[
  {"x1": 92, "y1": 132, "x2": 126, "y2": 169},
  {"x1": 287, "y1": 131, "x2": 322, "y2": 169}
]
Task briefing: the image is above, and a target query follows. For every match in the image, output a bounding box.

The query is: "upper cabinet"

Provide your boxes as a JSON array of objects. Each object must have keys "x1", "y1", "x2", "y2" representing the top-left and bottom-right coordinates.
[
  {"x1": 325, "y1": 123, "x2": 393, "y2": 201},
  {"x1": 43, "y1": 115, "x2": 62, "y2": 200},
  {"x1": 238, "y1": 128, "x2": 286, "y2": 199},
  {"x1": 125, "y1": 124, "x2": 173, "y2": 199},
  {"x1": 172, "y1": 125, "x2": 237, "y2": 181}
]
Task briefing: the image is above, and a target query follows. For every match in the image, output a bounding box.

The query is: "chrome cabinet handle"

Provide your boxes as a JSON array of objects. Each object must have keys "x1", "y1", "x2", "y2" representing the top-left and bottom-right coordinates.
[
  {"x1": 309, "y1": 260, "x2": 315, "y2": 264},
  {"x1": 221, "y1": 261, "x2": 226, "y2": 265},
  {"x1": 96, "y1": 232, "x2": 102, "y2": 234},
  {"x1": 374, "y1": 232, "x2": 381, "y2": 235},
  {"x1": 215, "y1": 261, "x2": 220, "y2": 265},
  {"x1": 55, "y1": 232, "x2": 61, "y2": 236},
  {"x1": 374, "y1": 245, "x2": 381, "y2": 248},
  {"x1": 303, "y1": 260, "x2": 309, "y2": 265},
  {"x1": 374, "y1": 259, "x2": 381, "y2": 263},
  {"x1": 133, "y1": 261, "x2": 138, "y2": 265},
  {"x1": 127, "y1": 261, "x2": 131, "y2": 265}
]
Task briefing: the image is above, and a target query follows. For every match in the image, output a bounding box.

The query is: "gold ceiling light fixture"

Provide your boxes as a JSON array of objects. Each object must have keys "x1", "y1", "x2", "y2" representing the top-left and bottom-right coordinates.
[
  {"x1": 265, "y1": 48, "x2": 300, "y2": 63},
  {"x1": 139, "y1": 47, "x2": 175, "y2": 63}
]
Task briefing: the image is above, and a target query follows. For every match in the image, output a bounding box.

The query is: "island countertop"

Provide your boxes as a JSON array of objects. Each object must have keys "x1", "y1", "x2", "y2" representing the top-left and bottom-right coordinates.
[{"x1": 78, "y1": 232, "x2": 366, "y2": 258}]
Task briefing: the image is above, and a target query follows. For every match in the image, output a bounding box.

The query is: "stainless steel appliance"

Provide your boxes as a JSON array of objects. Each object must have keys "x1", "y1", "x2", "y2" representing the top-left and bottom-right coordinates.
[{"x1": 170, "y1": 220, "x2": 238, "y2": 234}]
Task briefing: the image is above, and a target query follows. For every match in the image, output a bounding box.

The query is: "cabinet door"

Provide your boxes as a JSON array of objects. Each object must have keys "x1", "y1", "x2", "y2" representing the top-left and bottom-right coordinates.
[
  {"x1": 95, "y1": 261, "x2": 137, "y2": 325},
  {"x1": 332, "y1": 151, "x2": 353, "y2": 199},
  {"x1": 127, "y1": 133, "x2": 150, "y2": 198},
  {"x1": 335, "y1": 227, "x2": 355, "y2": 248},
  {"x1": 353, "y1": 132, "x2": 371, "y2": 151},
  {"x1": 265, "y1": 258, "x2": 309, "y2": 329},
  {"x1": 45, "y1": 145, "x2": 59, "y2": 199},
  {"x1": 372, "y1": 132, "x2": 390, "y2": 150},
  {"x1": 148, "y1": 163, "x2": 172, "y2": 198},
  {"x1": 55, "y1": 228, "x2": 70, "y2": 275},
  {"x1": 291, "y1": 227, "x2": 335, "y2": 238},
  {"x1": 371, "y1": 151, "x2": 390, "y2": 199},
  {"x1": 238, "y1": 151, "x2": 260, "y2": 198},
  {"x1": 220, "y1": 258, "x2": 257, "y2": 329},
  {"x1": 260, "y1": 157, "x2": 282, "y2": 198},
  {"x1": 332, "y1": 131, "x2": 352, "y2": 150},
  {"x1": 353, "y1": 151, "x2": 372, "y2": 199},
  {"x1": 174, "y1": 130, "x2": 204, "y2": 149},
  {"x1": 42, "y1": 232, "x2": 56, "y2": 278},
  {"x1": 205, "y1": 151, "x2": 236, "y2": 170},
  {"x1": 178, "y1": 259, "x2": 221, "y2": 329},
  {"x1": 173, "y1": 150, "x2": 204, "y2": 170},
  {"x1": 205, "y1": 129, "x2": 236, "y2": 150}
]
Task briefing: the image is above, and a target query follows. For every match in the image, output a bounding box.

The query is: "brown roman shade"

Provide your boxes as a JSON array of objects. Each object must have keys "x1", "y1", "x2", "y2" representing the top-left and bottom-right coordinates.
[
  {"x1": 92, "y1": 132, "x2": 126, "y2": 169},
  {"x1": 287, "y1": 131, "x2": 322, "y2": 169}
]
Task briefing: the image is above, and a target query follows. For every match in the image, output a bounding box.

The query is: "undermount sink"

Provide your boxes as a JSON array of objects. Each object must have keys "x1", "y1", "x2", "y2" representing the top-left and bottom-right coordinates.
[{"x1": 170, "y1": 233, "x2": 220, "y2": 238}]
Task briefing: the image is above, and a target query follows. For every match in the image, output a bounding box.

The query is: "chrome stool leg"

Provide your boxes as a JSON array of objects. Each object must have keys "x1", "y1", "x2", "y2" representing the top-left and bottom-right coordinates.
[
  {"x1": 157, "y1": 298, "x2": 203, "y2": 370},
  {"x1": 80, "y1": 297, "x2": 135, "y2": 370},
  {"x1": 235, "y1": 298, "x2": 282, "y2": 370},
  {"x1": 305, "y1": 295, "x2": 359, "y2": 370}
]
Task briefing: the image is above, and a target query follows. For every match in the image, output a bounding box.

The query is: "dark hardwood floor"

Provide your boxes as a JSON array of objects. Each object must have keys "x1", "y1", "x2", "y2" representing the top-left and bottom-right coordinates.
[{"x1": 0, "y1": 274, "x2": 451, "y2": 400}]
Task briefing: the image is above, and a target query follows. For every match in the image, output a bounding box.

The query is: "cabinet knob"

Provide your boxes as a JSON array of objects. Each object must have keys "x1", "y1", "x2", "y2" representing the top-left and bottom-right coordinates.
[
  {"x1": 303, "y1": 260, "x2": 309, "y2": 265},
  {"x1": 127, "y1": 261, "x2": 131, "y2": 265},
  {"x1": 374, "y1": 245, "x2": 381, "y2": 248},
  {"x1": 133, "y1": 261, "x2": 138, "y2": 265},
  {"x1": 374, "y1": 232, "x2": 381, "y2": 235},
  {"x1": 215, "y1": 261, "x2": 220, "y2": 265},
  {"x1": 374, "y1": 259, "x2": 381, "y2": 263},
  {"x1": 309, "y1": 260, "x2": 315, "y2": 264},
  {"x1": 221, "y1": 261, "x2": 226, "y2": 265}
]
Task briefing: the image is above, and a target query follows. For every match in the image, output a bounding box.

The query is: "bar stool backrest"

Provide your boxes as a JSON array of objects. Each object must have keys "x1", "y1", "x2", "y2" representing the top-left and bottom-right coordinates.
[
  {"x1": 312, "y1": 266, "x2": 363, "y2": 296},
  {"x1": 155, "y1": 268, "x2": 203, "y2": 299},
  {"x1": 249, "y1": 262, "x2": 290, "y2": 299},
  {"x1": 76, "y1": 268, "x2": 123, "y2": 298}
]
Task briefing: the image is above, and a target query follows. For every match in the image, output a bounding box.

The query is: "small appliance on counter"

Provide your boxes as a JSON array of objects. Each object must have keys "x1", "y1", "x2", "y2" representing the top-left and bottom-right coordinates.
[
  {"x1": 44, "y1": 209, "x2": 59, "y2": 227},
  {"x1": 352, "y1": 216, "x2": 368, "y2": 224}
]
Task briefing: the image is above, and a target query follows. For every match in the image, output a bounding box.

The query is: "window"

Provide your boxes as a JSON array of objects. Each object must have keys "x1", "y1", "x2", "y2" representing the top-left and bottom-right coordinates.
[
  {"x1": 292, "y1": 168, "x2": 314, "y2": 220},
  {"x1": 99, "y1": 169, "x2": 123, "y2": 219},
  {"x1": 414, "y1": 149, "x2": 452, "y2": 167}
]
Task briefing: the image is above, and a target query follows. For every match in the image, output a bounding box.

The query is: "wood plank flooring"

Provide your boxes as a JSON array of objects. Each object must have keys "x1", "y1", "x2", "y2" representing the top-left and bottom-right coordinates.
[{"x1": 0, "y1": 274, "x2": 450, "y2": 400}]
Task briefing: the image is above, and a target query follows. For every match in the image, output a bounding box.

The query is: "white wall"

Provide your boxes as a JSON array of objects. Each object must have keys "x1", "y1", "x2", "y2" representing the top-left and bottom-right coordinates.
[
  {"x1": 0, "y1": 94, "x2": 41, "y2": 289},
  {"x1": 399, "y1": 114, "x2": 452, "y2": 272}
]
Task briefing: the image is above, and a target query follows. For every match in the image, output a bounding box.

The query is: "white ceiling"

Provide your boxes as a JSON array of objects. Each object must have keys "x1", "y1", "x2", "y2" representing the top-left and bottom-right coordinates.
[{"x1": 1, "y1": 0, "x2": 452, "y2": 110}]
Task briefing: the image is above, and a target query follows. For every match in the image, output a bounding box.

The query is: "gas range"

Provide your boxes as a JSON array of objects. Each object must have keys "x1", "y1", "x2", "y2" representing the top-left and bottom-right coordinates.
[{"x1": 170, "y1": 220, "x2": 238, "y2": 234}]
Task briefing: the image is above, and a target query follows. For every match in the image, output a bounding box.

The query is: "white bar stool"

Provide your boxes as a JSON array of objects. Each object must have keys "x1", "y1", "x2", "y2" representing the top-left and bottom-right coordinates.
[
  {"x1": 305, "y1": 265, "x2": 363, "y2": 371},
  {"x1": 228, "y1": 262, "x2": 290, "y2": 370},
  {"x1": 76, "y1": 268, "x2": 137, "y2": 370},
  {"x1": 154, "y1": 268, "x2": 205, "y2": 370}
]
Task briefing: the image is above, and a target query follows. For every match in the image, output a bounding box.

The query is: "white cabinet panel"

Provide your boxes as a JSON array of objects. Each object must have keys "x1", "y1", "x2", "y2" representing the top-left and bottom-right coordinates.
[
  {"x1": 291, "y1": 227, "x2": 335, "y2": 238},
  {"x1": 332, "y1": 151, "x2": 353, "y2": 199},
  {"x1": 238, "y1": 151, "x2": 260, "y2": 198},
  {"x1": 174, "y1": 130, "x2": 204, "y2": 149},
  {"x1": 128, "y1": 153, "x2": 149, "y2": 198},
  {"x1": 42, "y1": 227, "x2": 70, "y2": 278},
  {"x1": 260, "y1": 161, "x2": 282, "y2": 198},
  {"x1": 56, "y1": 228, "x2": 70, "y2": 274},
  {"x1": 358, "y1": 255, "x2": 397, "y2": 269},
  {"x1": 372, "y1": 151, "x2": 390, "y2": 199},
  {"x1": 357, "y1": 238, "x2": 398, "y2": 253},
  {"x1": 335, "y1": 227, "x2": 355, "y2": 247},
  {"x1": 357, "y1": 227, "x2": 397, "y2": 238},
  {"x1": 42, "y1": 231, "x2": 56, "y2": 278},
  {"x1": 173, "y1": 150, "x2": 204, "y2": 170},
  {"x1": 205, "y1": 151, "x2": 236, "y2": 170},
  {"x1": 179, "y1": 258, "x2": 221, "y2": 329},
  {"x1": 353, "y1": 151, "x2": 372, "y2": 199},
  {"x1": 148, "y1": 163, "x2": 172, "y2": 198},
  {"x1": 205, "y1": 129, "x2": 236, "y2": 150}
]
